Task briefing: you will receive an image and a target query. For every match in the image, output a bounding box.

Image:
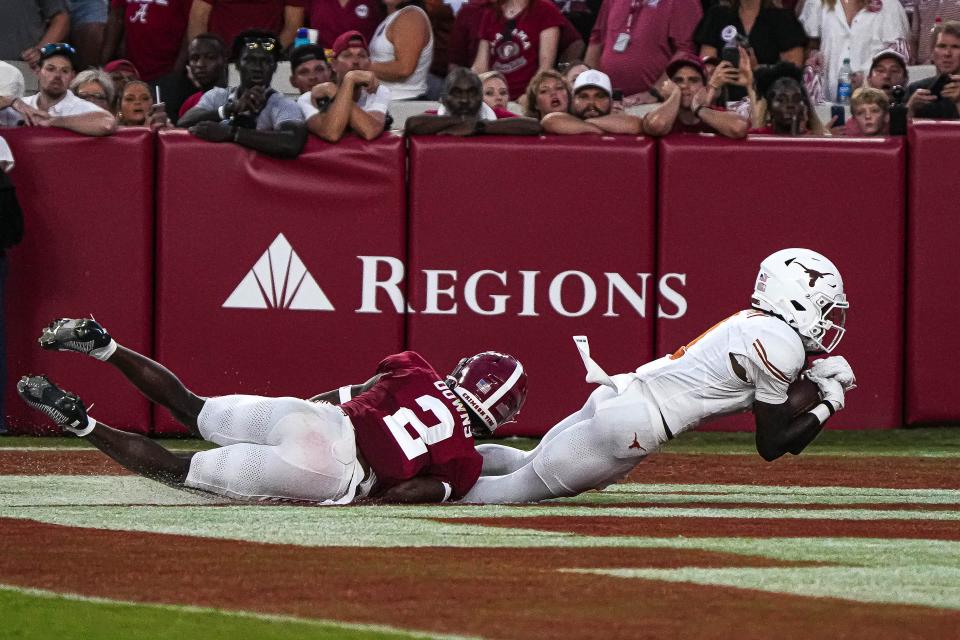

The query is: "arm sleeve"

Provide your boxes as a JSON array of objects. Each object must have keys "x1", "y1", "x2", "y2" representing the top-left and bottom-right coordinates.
[
  {"x1": 362, "y1": 85, "x2": 391, "y2": 113},
  {"x1": 798, "y1": 1, "x2": 821, "y2": 39},
  {"x1": 879, "y1": 1, "x2": 910, "y2": 55},
  {"x1": 195, "y1": 87, "x2": 227, "y2": 112},
  {"x1": 542, "y1": 0, "x2": 567, "y2": 30},
  {"x1": 297, "y1": 91, "x2": 318, "y2": 119},
  {"x1": 272, "y1": 96, "x2": 306, "y2": 128},
  {"x1": 745, "y1": 330, "x2": 804, "y2": 404}
]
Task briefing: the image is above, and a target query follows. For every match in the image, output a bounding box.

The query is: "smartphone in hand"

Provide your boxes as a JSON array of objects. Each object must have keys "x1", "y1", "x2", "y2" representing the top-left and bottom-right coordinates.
[{"x1": 830, "y1": 104, "x2": 845, "y2": 127}]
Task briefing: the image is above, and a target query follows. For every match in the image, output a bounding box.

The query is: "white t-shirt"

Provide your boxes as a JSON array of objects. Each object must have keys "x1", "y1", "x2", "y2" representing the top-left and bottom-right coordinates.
[
  {"x1": 633, "y1": 310, "x2": 805, "y2": 435},
  {"x1": 297, "y1": 84, "x2": 391, "y2": 120},
  {"x1": 800, "y1": 0, "x2": 909, "y2": 101},
  {"x1": 22, "y1": 90, "x2": 109, "y2": 117}
]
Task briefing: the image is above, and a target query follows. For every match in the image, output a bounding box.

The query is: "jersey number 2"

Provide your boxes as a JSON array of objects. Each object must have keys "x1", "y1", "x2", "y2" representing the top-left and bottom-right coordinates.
[{"x1": 383, "y1": 395, "x2": 455, "y2": 460}]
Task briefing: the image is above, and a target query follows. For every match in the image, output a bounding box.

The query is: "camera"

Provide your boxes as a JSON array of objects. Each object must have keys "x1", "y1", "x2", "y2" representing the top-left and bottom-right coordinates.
[{"x1": 889, "y1": 85, "x2": 907, "y2": 136}]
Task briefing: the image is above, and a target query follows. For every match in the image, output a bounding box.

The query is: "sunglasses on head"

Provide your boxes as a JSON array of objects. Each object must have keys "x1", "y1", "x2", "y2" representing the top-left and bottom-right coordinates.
[
  {"x1": 243, "y1": 37, "x2": 278, "y2": 52},
  {"x1": 40, "y1": 42, "x2": 77, "y2": 57}
]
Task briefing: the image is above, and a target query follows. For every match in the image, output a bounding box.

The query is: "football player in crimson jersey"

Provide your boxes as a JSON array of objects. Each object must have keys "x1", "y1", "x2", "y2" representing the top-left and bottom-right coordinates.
[
  {"x1": 461, "y1": 248, "x2": 857, "y2": 504},
  {"x1": 18, "y1": 319, "x2": 527, "y2": 504}
]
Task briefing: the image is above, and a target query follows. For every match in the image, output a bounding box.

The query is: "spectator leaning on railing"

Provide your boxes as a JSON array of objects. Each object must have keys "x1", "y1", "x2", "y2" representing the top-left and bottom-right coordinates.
[
  {"x1": 0, "y1": 0, "x2": 70, "y2": 69},
  {"x1": 750, "y1": 62, "x2": 824, "y2": 135},
  {"x1": 70, "y1": 68, "x2": 115, "y2": 112},
  {"x1": 845, "y1": 87, "x2": 888, "y2": 136},
  {"x1": 116, "y1": 79, "x2": 171, "y2": 130},
  {"x1": 404, "y1": 66, "x2": 541, "y2": 134},
  {"x1": 642, "y1": 55, "x2": 748, "y2": 138},
  {"x1": 289, "y1": 44, "x2": 334, "y2": 95},
  {"x1": 13, "y1": 43, "x2": 116, "y2": 136},
  {"x1": 480, "y1": 70, "x2": 511, "y2": 111},
  {"x1": 179, "y1": 31, "x2": 307, "y2": 158},
  {"x1": 907, "y1": 20, "x2": 960, "y2": 121},
  {"x1": 522, "y1": 69, "x2": 570, "y2": 120},
  {"x1": 299, "y1": 31, "x2": 390, "y2": 141},
  {"x1": 0, "y1": 63, "x2": 32, "y2": 128},
  {"x1": 541, "y1": 68, "x2": 644, "y2": 134}
]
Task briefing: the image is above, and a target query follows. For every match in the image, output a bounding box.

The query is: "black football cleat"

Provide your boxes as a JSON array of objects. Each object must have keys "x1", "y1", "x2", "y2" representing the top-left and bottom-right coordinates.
[
  {"x1": 17, "y1": 375, "x2": 92, "y2": 435},
  {"x1": 39, "y1": 318, "x2": 117, "y2": 361}
]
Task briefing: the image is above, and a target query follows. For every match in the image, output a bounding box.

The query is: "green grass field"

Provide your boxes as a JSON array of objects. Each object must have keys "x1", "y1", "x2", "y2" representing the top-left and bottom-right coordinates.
[{"x1": 2, "y1": 428, "x2": 958, "y2": 639}]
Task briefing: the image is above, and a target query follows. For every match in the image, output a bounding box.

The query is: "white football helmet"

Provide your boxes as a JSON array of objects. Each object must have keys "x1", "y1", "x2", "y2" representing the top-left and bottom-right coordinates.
[{"x1": 751, "y1": 248, "x2": 848, "y2": 353}]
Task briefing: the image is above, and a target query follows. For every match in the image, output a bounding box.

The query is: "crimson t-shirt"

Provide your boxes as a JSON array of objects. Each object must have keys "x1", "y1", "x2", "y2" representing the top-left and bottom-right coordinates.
[
  {"x1": 111, "y1": 0, "x2": 191, "y2": 81},
  {"x1": 342, "y1": 351, "x2": 483, "y2": 500},
  {"x1": 479, "y1": 0, "x2": 565, "y2": 99},
  {"x1": 306, "y1": 0, "x2": 384, "y2": 48},
  {"x1": 206, "y1": 0, "x2": 307, "y2": 54}
]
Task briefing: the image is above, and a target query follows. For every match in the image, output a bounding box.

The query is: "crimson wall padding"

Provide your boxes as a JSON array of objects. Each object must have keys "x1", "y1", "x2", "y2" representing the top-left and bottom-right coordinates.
[
  {"x1": 153, "y1": 132, "x2": 406, "y2": 434},
  {"x1": 657, "y1": 135, "x2": 906, "y2": 430},
  {"x1": 3, "y1": 129, "x2": 154, "y2": 434},
  {"x1": 407, "y1": 136, "x2": 657, "y2": 436},
  {"x1": 906, "y1": 122, "x2": 960, "y2": 424}
]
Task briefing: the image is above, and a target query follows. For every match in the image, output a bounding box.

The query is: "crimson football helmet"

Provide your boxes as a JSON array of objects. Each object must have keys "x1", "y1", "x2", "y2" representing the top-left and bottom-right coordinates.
[{"x1": 446, "y1": 352, "x2": 527, "y2": 436}]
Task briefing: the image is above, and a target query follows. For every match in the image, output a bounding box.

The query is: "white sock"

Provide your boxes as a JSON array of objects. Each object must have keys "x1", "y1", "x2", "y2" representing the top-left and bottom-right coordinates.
[{"x1": 90, "y1": 339, "x2": 118, "y2": 362}]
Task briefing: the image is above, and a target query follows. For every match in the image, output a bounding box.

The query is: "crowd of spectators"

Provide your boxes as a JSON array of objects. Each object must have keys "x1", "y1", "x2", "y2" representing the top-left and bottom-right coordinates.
[
  {"x1": 0, "y1": 1, "x2": 958, "y2": 435},
  {"x1": 0, "y1": 0, "x2": 958, "y2": 154}
]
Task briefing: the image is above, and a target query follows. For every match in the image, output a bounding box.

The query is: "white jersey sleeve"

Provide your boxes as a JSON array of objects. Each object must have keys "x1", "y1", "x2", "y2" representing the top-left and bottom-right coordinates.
[{"x1": 744, "y1": 323, "x2": 805, "y2": 405}]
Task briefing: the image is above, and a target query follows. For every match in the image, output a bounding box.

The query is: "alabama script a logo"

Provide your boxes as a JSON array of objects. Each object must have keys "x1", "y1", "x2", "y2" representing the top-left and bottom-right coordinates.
[{"x1": 223, "y1": 233, "x2": 333, "y2": 310}]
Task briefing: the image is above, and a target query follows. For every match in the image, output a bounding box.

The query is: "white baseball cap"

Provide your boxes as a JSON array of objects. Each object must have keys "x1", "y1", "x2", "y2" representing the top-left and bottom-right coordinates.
[
  {"x1": 573, "y1": 69, "x2": 612, "y2": 97},
  {"x1": 0, "y1": 61, "x2": 25, "y2": 99}
]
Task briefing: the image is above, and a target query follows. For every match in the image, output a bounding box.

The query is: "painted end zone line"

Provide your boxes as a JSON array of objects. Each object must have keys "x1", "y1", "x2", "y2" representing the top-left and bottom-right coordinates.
[{"x1": 0, "y1": 584, "x2": 481, "y2": 640}]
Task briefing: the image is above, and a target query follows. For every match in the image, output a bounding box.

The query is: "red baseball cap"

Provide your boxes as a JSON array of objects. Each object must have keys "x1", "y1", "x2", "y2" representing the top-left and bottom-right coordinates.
[
  {"x1": 104, "y1": 58, "x2": 141, "y2": 79},
  {"x1": 665, "y1": 54, "x2": 706, "y2": 83},
  {"x1": 332, "y1": 31, "x2": 368, "y2": 58}
]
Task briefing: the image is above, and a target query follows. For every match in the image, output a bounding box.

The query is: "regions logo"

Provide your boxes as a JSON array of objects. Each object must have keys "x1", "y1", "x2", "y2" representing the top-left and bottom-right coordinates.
[{"x1": 223, "y1": 233, "x2": 333, "y2": 310}]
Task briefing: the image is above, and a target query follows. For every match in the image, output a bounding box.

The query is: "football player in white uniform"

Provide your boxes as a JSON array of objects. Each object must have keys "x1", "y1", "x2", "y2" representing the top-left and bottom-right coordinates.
[{"x1": 461, "y1": 248, "x2": 857, "y2": 504}]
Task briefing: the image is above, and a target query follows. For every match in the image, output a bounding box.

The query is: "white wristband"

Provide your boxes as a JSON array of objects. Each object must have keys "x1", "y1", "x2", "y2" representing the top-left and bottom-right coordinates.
[
  {"x1": 807, "y1": 403, "x2": 832, "y2": 425},
  {"x1": 440, "y1": 482, "x2": 453, "y2": 502},
  {"x1": 73, "y1": 415, "x2": 97, "y2": 437},
  {"x1": 338, "y1": 385, "x2": 352, "y2": 403},
  {"x1": 218, "y1": 104, "x2": 226, "y2": 120}
]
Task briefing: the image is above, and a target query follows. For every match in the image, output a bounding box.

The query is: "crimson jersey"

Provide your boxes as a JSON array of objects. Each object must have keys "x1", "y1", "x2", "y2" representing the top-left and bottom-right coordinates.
[{"x1": 342, "y1": 351, "x2": 483, "y2": 500}]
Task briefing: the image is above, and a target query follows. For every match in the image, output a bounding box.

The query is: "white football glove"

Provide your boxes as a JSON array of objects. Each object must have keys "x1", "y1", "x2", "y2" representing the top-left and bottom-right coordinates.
[
  {"x1": 805, "y1": 356, "x2": 857, "y2": 391},
  {"x1": 805, "y1": 373, "x2": 845, "y2": 412}
]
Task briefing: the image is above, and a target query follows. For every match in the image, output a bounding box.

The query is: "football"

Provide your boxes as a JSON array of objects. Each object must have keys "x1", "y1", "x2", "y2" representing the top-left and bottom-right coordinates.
[{"x1": 787, "y1": 378, "x2": 822, "y2": 416}]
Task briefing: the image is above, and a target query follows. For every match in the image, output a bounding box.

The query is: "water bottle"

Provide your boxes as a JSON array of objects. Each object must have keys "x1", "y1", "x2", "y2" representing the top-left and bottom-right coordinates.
[
  {"x1": 294, "y1": 27, "x2": 310, "y2": 49},
  {"x1": 837, "y1": 58, "x2": 852, "y2": 104}
]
